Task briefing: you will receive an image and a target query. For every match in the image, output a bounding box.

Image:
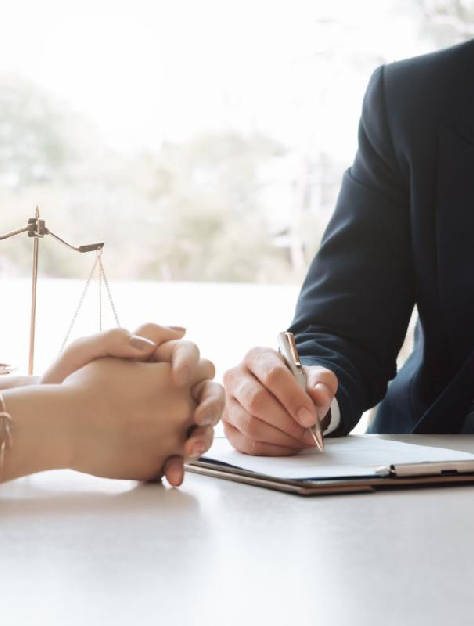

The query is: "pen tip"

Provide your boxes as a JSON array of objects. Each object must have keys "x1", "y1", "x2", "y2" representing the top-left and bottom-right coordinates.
[
  {"x1": 310, "y1": 430, "x2": 324, "y2": 451},
  {"x1": 314, "y1": 431, "x2": 324, "y2": 452}
]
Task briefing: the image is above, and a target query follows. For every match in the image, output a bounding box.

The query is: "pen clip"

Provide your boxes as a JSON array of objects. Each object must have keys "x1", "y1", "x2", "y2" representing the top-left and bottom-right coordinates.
[
  {"x1": 277, "y1": 332, "x2": 306, "y2": 390},
  {"x1": 283, "y1": 332, "x2": 302, "y2": 367}
]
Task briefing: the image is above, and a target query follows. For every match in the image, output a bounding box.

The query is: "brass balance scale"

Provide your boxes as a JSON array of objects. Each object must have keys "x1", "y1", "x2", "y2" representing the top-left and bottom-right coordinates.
[{"x1": 0, "y1": 208, "x2": 119, "y2": 376}]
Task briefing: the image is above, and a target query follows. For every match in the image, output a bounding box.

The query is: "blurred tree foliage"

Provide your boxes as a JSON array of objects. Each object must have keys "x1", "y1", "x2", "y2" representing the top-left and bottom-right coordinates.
[
  {"x1": 0, "y1": 78, "x2": 84, "y2": 188},
  {"x1": 0, "y1": 77, "x2": 333, "y2": 283}
]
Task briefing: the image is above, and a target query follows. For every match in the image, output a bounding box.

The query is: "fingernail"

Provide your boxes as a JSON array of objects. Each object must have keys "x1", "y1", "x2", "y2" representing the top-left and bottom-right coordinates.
[
  {"x1": 303, "y1": 430, "x2": 317, "y2": 446},
  {"x1": 198, "y1": 411, "x2": 215, "y2": 426},
  {"x1": 129, "y1": 335, "x2": 155, "y2": 351},
  {"x1": 169, "y1": 326, "x2": 186, "y2": 332},
  {"x1": 192, "y1": 443, "x2": 207, "y2": 458},
  {"x1": 169, "y1": 470, "x2": 184, "y2": 487},
  {"x1": 297, "y1": 407, "x2": 315, "y2": 427}
]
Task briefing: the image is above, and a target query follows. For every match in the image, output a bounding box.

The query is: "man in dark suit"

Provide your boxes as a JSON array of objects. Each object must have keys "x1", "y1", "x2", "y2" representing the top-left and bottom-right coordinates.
[{"x1": 222, "y1": 40, "x2": 474, "y2": 455}]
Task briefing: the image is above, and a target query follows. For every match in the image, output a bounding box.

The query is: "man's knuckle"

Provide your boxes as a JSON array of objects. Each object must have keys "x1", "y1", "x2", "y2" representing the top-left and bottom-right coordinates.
[
  {"x1": 247, "y1": 387, "x2": 267, "y2": 414},
  {"x1": 221, "y1": 405, "x2": 229, "y2": 424},
  {"x1": 223, "y1": 367, "x2": 238, "y2": 389},
  {"x1": 282, "y1": 389, "x2": 305, "y2": 414},
  {"x1": 244, "y1": 346, "x2": 271, "y2": 366},
  {"x1": 248, "y1": 439, "x2": 260, "y2": 456},
  {"x1": 245, "y1": 346, "x2": 262, "y2": 361},
  {"x1": 287, "y1": 420, "x2": 306, "y2": 440},
  {"x1": 223, "y1": 422, "x2": 243, "y2": 451},
  {"x1": 244, "y1": 415, "x2": 260, "y2": 439},
  {"x1": 264, "y1": 365, "x2": 284, "y2": 387},
  {"x1": 313, "y1": 367, "x2": 338, "y2": 392},
  {"x1": 222, "y1": 401, "x2": 238, "y2": 427},
  {"x1": 215, "y1": 385, "x2": 226, "y2": 405}
]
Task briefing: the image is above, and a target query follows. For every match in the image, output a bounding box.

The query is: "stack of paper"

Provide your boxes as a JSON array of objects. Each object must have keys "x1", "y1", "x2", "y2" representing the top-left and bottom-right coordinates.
[{"x1": 201, "y1": 436, "x2": 474, "y2": 480}]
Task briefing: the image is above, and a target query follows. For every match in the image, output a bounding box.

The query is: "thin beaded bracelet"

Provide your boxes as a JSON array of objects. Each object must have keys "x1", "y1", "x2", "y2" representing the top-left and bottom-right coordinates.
[{"x1": 0, "y1": 392, "x2": 13, "y2": 483}]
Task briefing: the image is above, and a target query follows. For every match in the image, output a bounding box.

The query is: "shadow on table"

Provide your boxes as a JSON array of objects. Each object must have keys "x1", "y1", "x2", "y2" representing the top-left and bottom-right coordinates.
[{"x1": 0, "y1": 475, "x2": 200, "y2": 519}]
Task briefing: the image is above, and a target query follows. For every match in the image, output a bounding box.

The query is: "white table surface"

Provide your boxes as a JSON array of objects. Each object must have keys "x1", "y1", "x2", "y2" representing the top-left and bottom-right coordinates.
[{"x1": 1, "y1": 434, "x2": 473, "y2": 626}]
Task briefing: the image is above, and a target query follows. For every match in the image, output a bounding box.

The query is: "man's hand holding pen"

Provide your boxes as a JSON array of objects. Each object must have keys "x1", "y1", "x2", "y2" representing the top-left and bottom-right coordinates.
[{"x1": 222, "y1": 345, "x2": 338, "y2": 457}]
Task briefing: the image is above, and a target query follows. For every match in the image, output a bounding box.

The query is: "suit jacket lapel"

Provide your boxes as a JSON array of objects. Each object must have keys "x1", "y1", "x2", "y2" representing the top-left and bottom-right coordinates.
[
  {"x1": 436, "y1": 126, "x2": 474, "y2": 364},
  {"x1": 416, "y1": 127, "x2": 474, "y2": 432}
]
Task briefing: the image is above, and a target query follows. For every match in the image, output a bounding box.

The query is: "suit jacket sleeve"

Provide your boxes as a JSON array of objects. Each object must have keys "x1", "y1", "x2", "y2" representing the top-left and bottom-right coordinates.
[{"x1": 289, "y1": 65, "x2": 415, "y2": 435}]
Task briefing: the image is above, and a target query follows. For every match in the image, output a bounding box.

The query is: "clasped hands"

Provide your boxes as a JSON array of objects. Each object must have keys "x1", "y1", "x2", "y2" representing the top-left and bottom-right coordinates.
[{"x1": 41, "y1": 323, "x2": 224, "y2": 486}]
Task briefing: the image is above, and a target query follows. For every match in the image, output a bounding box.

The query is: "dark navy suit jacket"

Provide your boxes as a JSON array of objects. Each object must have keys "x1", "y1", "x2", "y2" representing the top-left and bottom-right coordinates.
[{"x1": 289, "y1": 40, "x2": 474, "y2": 435}]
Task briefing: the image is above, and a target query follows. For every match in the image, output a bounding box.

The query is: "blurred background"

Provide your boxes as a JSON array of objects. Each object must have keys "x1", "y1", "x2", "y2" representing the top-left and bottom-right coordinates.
[
  {"x1": 2, "y1": 0, "x2": 473, "y2": 282},
  {"x1": 0, "y1": 0, "x2": 473, "y2": 424}
]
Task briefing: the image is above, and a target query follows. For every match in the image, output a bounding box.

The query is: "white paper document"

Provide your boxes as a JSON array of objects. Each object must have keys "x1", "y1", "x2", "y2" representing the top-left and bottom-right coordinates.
[{"x1": 201, "y1": 436, "x2": 474, "y2": 480}]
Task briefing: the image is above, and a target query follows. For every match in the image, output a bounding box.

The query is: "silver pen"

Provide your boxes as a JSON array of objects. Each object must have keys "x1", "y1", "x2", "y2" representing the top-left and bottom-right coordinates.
[{"x1": 277, "y1": 331, "x2": 324, "y2": 451}]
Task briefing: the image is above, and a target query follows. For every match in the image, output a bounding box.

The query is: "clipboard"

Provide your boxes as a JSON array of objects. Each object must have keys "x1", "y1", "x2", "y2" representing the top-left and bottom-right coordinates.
[{"x1": 186, "y1": 436, "x2": 474, "y2": 496}]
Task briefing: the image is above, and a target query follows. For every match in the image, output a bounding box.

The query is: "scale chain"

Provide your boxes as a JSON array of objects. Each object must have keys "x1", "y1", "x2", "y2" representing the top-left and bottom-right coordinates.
[
  {"x1": 60, "y1": 251, "x2": 121, "y2": 351},
  {"x1": 60, "y1": 252, "x2": 121, "y2": 351},
  {"x1": 98, "y1": 254, "x2": 121, "y2": 328},
  {"x1": 60, "y1": 255, "x2": 99, "y2": 352},
  {"x1": 98, "y1": 255, "x2": 102, "y2": 332}
]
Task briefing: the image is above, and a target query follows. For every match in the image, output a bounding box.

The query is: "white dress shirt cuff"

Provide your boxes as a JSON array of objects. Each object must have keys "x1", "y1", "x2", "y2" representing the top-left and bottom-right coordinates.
[{"x1": 323, "y1": 397, "x2": 341, "y2": 435}]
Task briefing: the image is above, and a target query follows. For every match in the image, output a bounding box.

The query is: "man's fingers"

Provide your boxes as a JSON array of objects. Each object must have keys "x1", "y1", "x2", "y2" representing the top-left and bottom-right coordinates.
[
  {"x1": 306, "y1": 383, "x2": 333, "y2": 421},
  {"x1": 223, "y1": 366, "x2": 312, "y2": 442},
  {"x1": 305, "y1": 366, "x2": 338, "y2": 395},
  {"x1": 221, "y1": 348, "x2": 339, "y2": 456},
  {"x1": 243, "y1": 347, "x2": 317, "y2": 428},
  {"x1": 192, "y1": 381, "x2": 225, "y2": 426},
  {"x1": 223, "y1": 421, "x2": 300, "y2": 457},
  {"x1": 304, "y1": 366, "x2": 338, "y2": 421},
  {"x1": 223, "y1": 397, "x2": 314, "y2": 449}
]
